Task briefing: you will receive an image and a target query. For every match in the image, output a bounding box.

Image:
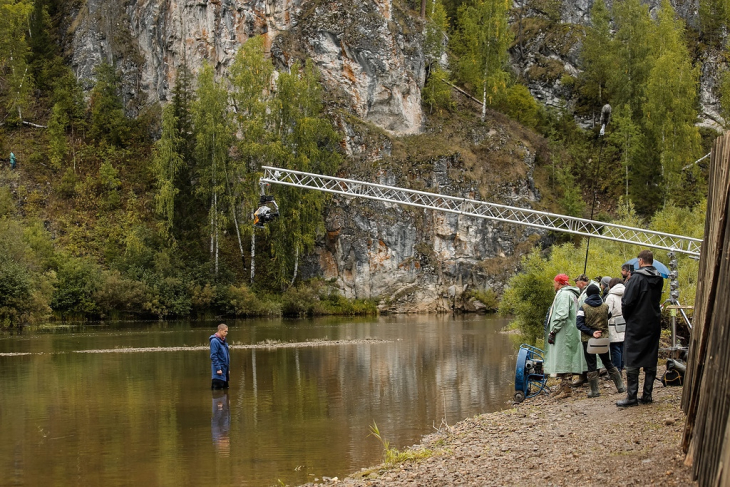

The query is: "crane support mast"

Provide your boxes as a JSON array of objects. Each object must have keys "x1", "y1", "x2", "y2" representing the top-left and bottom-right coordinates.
[{"x1": 260, "y1": 166, "x2": 702, "y2": 257}]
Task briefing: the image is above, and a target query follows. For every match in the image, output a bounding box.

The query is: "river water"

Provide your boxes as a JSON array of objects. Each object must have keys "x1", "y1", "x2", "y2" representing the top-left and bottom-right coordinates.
[{"x1": 0, "y1": 314, "x2": 517, "y2": 486}]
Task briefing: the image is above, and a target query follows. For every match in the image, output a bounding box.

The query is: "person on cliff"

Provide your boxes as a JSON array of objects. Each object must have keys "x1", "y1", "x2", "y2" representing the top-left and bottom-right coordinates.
[
  {"x1": 571, "y1": 274, "x2": 601, "y2": 386},
  {"x1": 210, "y1": 323, "x2": 230, "y2": 390},
  {"x1": 605, "y1": 277, "x2": 626, "y2": 372},
  {"x1": 544, "y1": 274, "x2": 582, "y2": 399},
  {"x1": 617, "y1": 250, "x2": 664, "y2": 407},
  {"x1": 576, "y1": 284, "x2": 626, "y2": 398}
]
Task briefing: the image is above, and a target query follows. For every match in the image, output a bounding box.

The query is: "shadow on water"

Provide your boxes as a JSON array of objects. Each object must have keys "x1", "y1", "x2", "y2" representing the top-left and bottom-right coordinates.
[{"x1": 0, "y1": 314, "x2": 517, "y2": 486}]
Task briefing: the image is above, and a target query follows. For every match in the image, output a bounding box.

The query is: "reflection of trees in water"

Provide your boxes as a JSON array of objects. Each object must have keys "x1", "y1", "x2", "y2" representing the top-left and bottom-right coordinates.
[
  {"x1": 211, "y1": 391, "x2": 230, "y2": 457},
  {"x1": 233, "y1": 315, "x2": 515, "y2": 462}
]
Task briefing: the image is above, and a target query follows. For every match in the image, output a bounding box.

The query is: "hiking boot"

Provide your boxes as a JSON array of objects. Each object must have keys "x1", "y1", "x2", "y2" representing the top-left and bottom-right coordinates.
[
  {"x1": 554, "y1": 378, "x2": 573, "y2": 399},
  {"x1": 572, "y1": 372, "x2": 587, "y2": 387}
]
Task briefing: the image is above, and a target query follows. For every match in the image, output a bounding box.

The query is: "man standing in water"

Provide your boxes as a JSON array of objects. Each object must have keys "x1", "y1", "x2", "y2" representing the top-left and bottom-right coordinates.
[{"x1": 210, "y1": 324, "x2": 230, "y2": 390}]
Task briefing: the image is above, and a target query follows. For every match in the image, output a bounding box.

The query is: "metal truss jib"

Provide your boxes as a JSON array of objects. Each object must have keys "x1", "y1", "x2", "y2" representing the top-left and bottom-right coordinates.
[{"x1": 260, "y1": 166, "x2": 702, "y2": 257}]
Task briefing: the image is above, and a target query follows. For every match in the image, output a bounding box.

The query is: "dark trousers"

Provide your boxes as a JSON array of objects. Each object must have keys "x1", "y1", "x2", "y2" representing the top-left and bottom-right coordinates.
[
  {"x1": 610, "y1": 342, "x2": 624, "y2": 371},
  {"x1": 211, "y1": 371, "x2": 230, "y2": 390},
  {"x1": 582, "y1": 342, "x2": 612, "y2": 373}
]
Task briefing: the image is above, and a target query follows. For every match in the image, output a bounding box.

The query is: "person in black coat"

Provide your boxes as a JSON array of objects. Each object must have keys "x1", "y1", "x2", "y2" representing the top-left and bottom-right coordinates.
[{"x1": 616, "y1": 250, "x2": 664, "y2": 407}]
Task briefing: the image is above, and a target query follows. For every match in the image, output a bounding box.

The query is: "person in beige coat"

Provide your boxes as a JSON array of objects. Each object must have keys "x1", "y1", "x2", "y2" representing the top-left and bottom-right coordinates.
[{"x1": 605, "y1": 277, "x2": 626, "y2": 372}]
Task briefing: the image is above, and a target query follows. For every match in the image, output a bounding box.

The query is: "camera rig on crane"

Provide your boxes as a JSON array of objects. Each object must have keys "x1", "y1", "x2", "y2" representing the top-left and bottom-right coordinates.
[{"x1": 253, "y1": 184, "x2": 279, "y2": 227}]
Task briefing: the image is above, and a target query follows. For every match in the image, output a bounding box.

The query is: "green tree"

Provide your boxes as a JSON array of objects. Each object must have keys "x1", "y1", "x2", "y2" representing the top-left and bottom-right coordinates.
[
  {"x1": 698, "y1": 0, "x2": 728, "y2": 46},
  {"x1": 266, "y1": 60, "x2": 342, "y2": 288},
  {"x1": 642, "y1": 0, "x2": 701, "y2": 210},
  {"x1": 229, "y1": 36, "x2": 275, "y2": 270},
  {"x1": 719, "y1": 71, "x2": 730, "y2": 131},
  {"x1": 606, "y1": 104, "x2": 642, "y2": 203},
  {"x1": 607, "y1": 0, "x2": 653, "y2": 120},
  {"x1": 424, "y1": 0, "x2": 449, "y2": 65},
  {"x1": 451, "y1": 0, "x2": 513, "y2": 120},
  {"x1": 192, "y1": 64, "x2": 232, "y2": 278},
  {"x1": 152, "y1": 104, "x2": 185, "y2": 236},
  {"x1": 579, "y1": 0, "x2": 613, "y2": 110},
  {"x1": 0, "y1": 0, "x2": 33, "y2": 122},
  {"x1": 88, "y1": 63, "x2": 129, "y2": 147}
]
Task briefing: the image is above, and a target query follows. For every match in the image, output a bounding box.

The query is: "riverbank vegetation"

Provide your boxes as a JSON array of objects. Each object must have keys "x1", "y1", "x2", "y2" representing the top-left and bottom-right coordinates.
[
  {"x1": 500, "y1": 202, "x2": 706, "y2": 343},
  {"x1": 0, "y1": 0, "x2": 719, "y2": 327}
]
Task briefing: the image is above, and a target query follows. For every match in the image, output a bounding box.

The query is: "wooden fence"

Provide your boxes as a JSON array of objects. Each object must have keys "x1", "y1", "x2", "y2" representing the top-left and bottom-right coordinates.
[{"x1": 682, "y1": 131, "x2": 730, "y2": 485}]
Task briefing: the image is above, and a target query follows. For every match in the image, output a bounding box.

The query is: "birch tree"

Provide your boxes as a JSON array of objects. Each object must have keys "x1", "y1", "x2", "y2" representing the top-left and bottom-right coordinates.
[
  {"x1": 192, "y1": 64, "x2": 232, "y2": 278},
  {"x1": 0, "y1": 0, "x2": 33, "y2": 122},
  {"x1": 152, "y1": 104, "x2": 185, "y2": 238},
  {"x1": 451, "y1": 0, "x2": 512, "y2": 120},
  {"x1": 229, "y1": 36, "x2": 275, "y2": 271},
  {"x1": 267, "y1": 60, "x2": 341, "y2": 289}
]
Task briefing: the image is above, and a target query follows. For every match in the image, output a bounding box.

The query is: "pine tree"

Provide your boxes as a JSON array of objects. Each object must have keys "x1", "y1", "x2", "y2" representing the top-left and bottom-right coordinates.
[
  {"x1": 606, "y1": 0, "x2": 653, "y2": 121},
  {"x1": 88, "y1": 63, "x2": 129, "y2": 146},
  {"x1": 451, "y1": 0, "x2": 512, "y2": 120},
  {"x1": 606, "y1": 104, "x2": 642, "y2": 204},
  {"x1": 642, "y1": 0, "x2": 701, "y2": 209},
  {"x1": 579, "y1": 0, "x2": 613, "y2": 110}
]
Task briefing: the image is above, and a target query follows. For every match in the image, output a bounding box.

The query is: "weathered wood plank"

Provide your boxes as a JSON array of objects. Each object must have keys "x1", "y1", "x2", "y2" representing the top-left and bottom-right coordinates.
[
  {"x1": 692, "y1": 193, "x2": 730, "y2": 484},
  {"x1": 682, "y1": 131, "x2": 730, "y2": 483}
]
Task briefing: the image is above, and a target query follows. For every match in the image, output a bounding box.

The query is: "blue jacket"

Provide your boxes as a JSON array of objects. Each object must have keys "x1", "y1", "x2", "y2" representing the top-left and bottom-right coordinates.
[{"x1": 210, "y1": 334, "x2": 230, "y2": 380}]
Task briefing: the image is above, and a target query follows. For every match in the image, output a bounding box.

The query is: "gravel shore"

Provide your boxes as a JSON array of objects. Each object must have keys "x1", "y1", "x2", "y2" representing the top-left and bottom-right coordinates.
[{"x1": 304, "y1": 367, "x2": 695, "y2": 486}]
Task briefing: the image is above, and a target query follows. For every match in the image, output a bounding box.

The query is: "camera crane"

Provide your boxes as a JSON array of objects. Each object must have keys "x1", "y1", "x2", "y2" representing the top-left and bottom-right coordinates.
[{"x1": 258, "y1": 166, "x2": 702, "y2": 257}]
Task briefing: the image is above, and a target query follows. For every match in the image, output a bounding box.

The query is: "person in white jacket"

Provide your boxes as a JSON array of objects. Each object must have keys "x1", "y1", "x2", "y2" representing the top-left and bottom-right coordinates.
[{"x1": 605, "y1": 277, "x2": 626, "y2": 372}]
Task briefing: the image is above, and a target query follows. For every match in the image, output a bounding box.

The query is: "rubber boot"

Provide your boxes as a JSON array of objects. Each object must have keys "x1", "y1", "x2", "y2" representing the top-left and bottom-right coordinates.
[
  {"x1": 572, "y1": 372, "x2": 587, "y2": 387},
  {"x1": 639, "y1": 367, "x2": 657, "y2": 404},
  {"x1": 608, "y1": 366, "x2": 626, "y2": 393},
  {"x1": 587, "y1": 371, "x2": 601, "y2": 398},
  {"x1": 554, "y1": 377, "x2": 573, "y2": 399},
  {"x1": 616, "y1": 370, "x2": 639, "y2": 407}
]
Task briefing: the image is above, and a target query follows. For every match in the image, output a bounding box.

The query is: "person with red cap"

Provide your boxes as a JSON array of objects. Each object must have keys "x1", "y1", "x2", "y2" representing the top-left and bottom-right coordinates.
[{"x1": 543, "y1": 274, "x2": 582, "y2": 399}]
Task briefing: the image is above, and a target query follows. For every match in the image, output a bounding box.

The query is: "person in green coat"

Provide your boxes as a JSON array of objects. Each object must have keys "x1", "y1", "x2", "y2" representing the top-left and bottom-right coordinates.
[{"x1": 544, "y1": 274, "x2": 582, "y2": 399}]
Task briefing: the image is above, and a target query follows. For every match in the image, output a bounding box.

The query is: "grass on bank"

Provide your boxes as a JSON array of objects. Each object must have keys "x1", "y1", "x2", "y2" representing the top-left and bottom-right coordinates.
[{"x1": 369, "y1": 421, "x2": 434, "y2": 466}]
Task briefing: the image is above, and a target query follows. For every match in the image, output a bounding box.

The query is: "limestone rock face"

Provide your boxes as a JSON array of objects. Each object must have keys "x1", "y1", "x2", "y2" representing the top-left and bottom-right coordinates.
[
  {"x1": 65, "y1": 0, "x2": 423, "y2": 134},
  {"x1": 303, "y1": 146, "x2": 543, "y2": 313}
]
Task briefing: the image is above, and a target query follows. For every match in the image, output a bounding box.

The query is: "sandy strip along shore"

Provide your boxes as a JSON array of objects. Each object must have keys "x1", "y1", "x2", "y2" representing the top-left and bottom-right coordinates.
[{"x1": 0, "y1": 338, "x2": 391, "y2": 356}]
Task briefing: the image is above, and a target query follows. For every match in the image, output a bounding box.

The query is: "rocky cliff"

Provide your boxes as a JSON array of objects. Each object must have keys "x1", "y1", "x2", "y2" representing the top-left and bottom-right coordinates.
[
  {"x1": 62, "y1": 0, "x2": 546, "y2": 311},
  {"x1": 64, "y1": 0, "x2": 716, "y2": 312},
  {"x1": 66, "y1": 0, "x2": 424, "y2": 133}
]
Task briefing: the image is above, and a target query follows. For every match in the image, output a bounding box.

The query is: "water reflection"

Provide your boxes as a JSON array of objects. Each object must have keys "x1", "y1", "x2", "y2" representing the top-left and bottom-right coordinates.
[
  {"x1": 211, "y1": 391, "x2": 231, "y2": 457},
  {"x1": 0, "y1": 315, "x2": 516, "y2": 486}
]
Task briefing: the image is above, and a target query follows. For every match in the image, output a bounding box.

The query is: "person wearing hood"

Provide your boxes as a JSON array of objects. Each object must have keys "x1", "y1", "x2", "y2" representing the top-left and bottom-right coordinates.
[
  {"x1": 576, "y1": 284, "x2": 626, "y2": 398},
  {"x1": 544, "y1": 274, "x2": 582, "y2": 399},
  {"x1": 617, "y1": 250, "x2": 664, "y2": 407},
  {"x1": 605, "y1": 277, "x2": 626, "y2": 372},
  {"x1": 572, "y1": 274, "x2": 602, "y2": 386},
  {"x1": 210, "y1": 323, "x2": 230, "y2": 390},
  {"x1": 600, "y1": 276, "x2": 611, "y2": 301}
]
